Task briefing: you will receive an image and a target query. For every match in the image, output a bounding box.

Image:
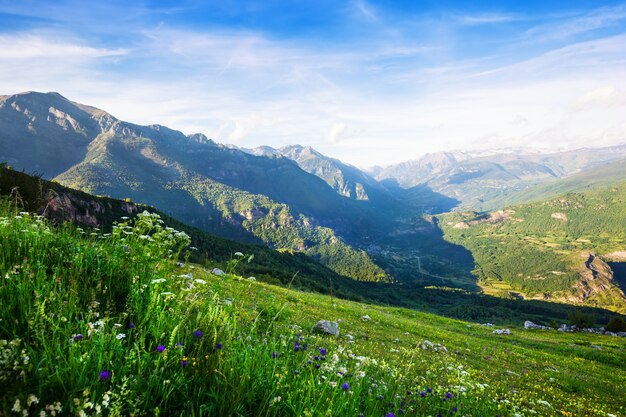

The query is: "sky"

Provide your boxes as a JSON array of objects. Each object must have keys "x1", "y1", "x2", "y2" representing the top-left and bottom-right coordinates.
[{"x1": 1, "y1": 1, "x2": 626, "y2": 167}]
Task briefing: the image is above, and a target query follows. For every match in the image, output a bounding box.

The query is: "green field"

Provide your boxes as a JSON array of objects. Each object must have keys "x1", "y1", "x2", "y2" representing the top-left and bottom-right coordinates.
[{"x1": 1, "y1": 200, "x2": 625, "y2": 416}]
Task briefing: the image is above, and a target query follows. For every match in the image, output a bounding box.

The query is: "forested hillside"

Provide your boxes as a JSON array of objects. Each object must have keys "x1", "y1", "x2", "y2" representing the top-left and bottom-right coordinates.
[{"x1": 441, "y1": 182, "x2": 626, "y2": 312}]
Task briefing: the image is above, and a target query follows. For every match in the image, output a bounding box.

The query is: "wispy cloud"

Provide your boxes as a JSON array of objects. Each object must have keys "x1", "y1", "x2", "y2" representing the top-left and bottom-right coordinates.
[
  {"x1": 0, "y1": 34, "x2": 128, "y2": 59},
  {"x1": 525, "y1": 3, "x2": 626, "y2": 41},
  {"x1": 456, "y1": 13, "x2": 519, "y2": 26}
]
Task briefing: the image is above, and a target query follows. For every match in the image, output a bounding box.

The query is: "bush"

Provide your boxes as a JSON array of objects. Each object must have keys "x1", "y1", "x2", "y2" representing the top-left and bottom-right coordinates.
[
  {"x1": 606, "y1": 316, "x2": 626, "y2": 332},
  {"x1": 568, "y1": 311, "x2": 595, "y2": 329}
]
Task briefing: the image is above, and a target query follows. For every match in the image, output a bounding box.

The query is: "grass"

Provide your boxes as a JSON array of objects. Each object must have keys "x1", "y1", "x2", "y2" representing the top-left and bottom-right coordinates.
[{"x1": 1, "y1": 200, "x2": 625, "y2": 416}]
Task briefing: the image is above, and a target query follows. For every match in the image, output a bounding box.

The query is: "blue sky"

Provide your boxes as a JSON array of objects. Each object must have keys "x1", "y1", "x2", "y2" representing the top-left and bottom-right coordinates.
[{"x1": 1, "y1": 1, "x2": 626, "y2": 166}]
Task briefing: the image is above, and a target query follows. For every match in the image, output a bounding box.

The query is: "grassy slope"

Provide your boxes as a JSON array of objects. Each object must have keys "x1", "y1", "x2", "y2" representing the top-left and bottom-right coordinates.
[
  {"x1": 440, "y1": 181, "x2": 626, "y2": 312},
  {"x1": 0, "y1": 205, "x2": 624, "y2": 417}
]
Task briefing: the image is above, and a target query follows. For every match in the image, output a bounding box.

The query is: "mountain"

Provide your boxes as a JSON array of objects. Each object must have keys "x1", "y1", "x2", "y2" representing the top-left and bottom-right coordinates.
[
  {"x1": 377, "y1": 146, "x2": 626, "y2": 211},
  {"x1": 479, "y1": 157, "x2": 626, "y2": 210},
  {"x1": 242, "y1": 144, "x2": 397, "y2": 206},
  {"x1": 0, "y1": 92, "x2": 387, "y2": 282},
  {"x1": 440, "y1": 182, "x2": 626, "y2": 313}
]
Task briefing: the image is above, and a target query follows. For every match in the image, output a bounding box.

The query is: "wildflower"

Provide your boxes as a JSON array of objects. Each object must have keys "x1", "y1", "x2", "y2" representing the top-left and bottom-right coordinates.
[
  {"x1": 215, "y1": 342, "x2": 223, "y2": 350},
  {"x1": 234, "y1": 252, "x2": 244, "y2": 257},
  {"x1": 74, "y1": 334, "x2": 83, "y2": 341},
  {"x1": 128, "y1": 323, "x2": 135, "y2": 329},
  {"x1": 420, "y1": 391, "x2": 426, "y2": 397},
  {"x1": 315, "y1": 364, "x2": 321, "y2": 369},
  {"x1": 319, "y1": 347, "x2": 327, "y2": 356},
  {"x1": 156, "y1": 345, "x2": 166, "y2": 353},
  {"x1": 175, "y1": 342, "x2": 184, "y2": 348},
  {"x1": 341, "y1": 383, "x2": 350, "y2": 391},
  {"x1": 450, "y1": 406, "x2": 458, "y2": 414},
  {"x1": 12, "y1": 399, "x2": 21, "y2": 413},
  {"x1": 294, "y1": 341, "x2": 300, "y2": 352},
  {"x1": 181, "y1": 357, "x2": 188, "y2": 367},
  {"x1": 116, "y1": 333, "x2": 126, "y2": 340},
  {"x1": 294, "y1": 370, "x2": 299, "y2": 375},
  {"x1": 27, "y1": 395, "x2": 39, "y2": 406},
  {"x1": 99, "y1": 370, "x2": 111, "y2": 381},
  {"x1": 386, "y1": 413, "x2": 396, "y2": 417},
  {"x1": 194, "y1": 330, "x2": 203, "y2": 338},
  {"x1": 272, "y1": 352, "x2": 278, "y2": 358},
  {"x1": 445, "y1": 392, "x2": 453, "y2": 400}
]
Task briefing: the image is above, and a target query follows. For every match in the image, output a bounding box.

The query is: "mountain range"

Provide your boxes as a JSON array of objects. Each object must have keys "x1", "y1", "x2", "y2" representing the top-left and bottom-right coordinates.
[{"x1": 1, "y1": 91, "x2": 625, "y2": 313}]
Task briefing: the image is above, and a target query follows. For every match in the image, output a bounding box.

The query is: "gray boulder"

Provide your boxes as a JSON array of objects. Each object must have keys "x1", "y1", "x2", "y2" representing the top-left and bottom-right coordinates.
[
  {"x1": 312, "y1": 320, "x2": 339, "y2": 336},
  {"x1": 211, "y1": 268, "x2": 226, "y2": 277}
]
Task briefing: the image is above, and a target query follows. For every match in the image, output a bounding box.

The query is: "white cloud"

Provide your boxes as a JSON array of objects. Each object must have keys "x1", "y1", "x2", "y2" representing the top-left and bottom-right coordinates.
[
  {"x1": 0, "y1": 34, "x2": 127, "y2": 59},
  {"x1": 456, "y1": 13, "x2": 518, "y2": 25},
  {"x1": 327, "y1": 123, "x2": 347, "y2": 144},
  {"x1": 525, "y1": 4, "x2": 626, "y2": 41}
]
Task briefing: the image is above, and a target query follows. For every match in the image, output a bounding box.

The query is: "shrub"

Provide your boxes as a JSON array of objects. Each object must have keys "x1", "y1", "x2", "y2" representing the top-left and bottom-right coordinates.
[
  {"x1": 605, "y1": 316, "x2": 626, "y2": 332},
  {"x1": 568, "y1": 311, "x2": 595, "y2": 329}
]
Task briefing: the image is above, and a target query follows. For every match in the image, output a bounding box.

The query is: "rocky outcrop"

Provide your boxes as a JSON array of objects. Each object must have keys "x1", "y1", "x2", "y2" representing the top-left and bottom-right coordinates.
[{"x1": 566, "y1": 252, "x2": 626, "y2": 305}]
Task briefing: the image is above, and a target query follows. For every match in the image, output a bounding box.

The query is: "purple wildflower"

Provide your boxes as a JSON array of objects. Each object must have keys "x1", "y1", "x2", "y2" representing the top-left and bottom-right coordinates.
[
  {"x1": 386, "y1": 413, "x2": 396, "y2": 417},
  {"x1": 156, "y1": 345, "x2": 166, "y2": 353},
  {"x1": 215, "y1": 342, "x2": 223, "y2": 350},
  {"x1": 194, "y1": 330, "x2": 203, "y2": 338},
  {"x1": 420, "y1": 391, "x2": 427, "y2": 397},
  {"x1": 319, "y1": 348, "x2": 327, "y2": 356},
  {"x1": 272, "y1": 352, "x2": 278, "y2": 358},
  {"x1": 315, "y1": 364, "x2": 321, "y2": 369},
  {"x1": 128, "y1": 323, "x2": 135, "y2": 329},
  {"x1": 450, "y1": 407, "x2": 458, "y2": 414},
  {"x1": 294, "y1": 370, "x2": 299, "y2": 375},
  {"x1": 99, "y1": 370, "x2": 111, "y2": 381},
  {"x1": 180, "y1": 359, "x2": 188, "y2": 367},
  {"x1": 294, "y1": 341, "x2": 300, "y2": 352},
  {"x1": 74, "y1": 334, "x2": 83, "y2": 341},
  {"x1": 341, "y1": 383, "x2": 350, "y2": 391},
  {"x1": 445, "y1": 392, "x2": 453, "y2": 400}
]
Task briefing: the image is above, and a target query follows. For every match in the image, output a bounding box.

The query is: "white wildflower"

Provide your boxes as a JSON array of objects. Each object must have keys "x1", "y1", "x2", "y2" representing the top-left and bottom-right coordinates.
[
  {"x1": 12, "y1": 399, "x2": 21, "y2": 412},
  {"x1": 116, "y1": 333, "x2": 126, "y2": 340},
  {"x1": 194, "y1": 279, "x2": 206, "y2": 285},
  {"x1": 151, "y1": 278, "x2": 167, "y2": 284},
  {"x1": 27, "y1": 394, "x2": 39, "y2": 406},
  {"x1": 234, "y1": 252, "x2": 244, "y2": 257}
]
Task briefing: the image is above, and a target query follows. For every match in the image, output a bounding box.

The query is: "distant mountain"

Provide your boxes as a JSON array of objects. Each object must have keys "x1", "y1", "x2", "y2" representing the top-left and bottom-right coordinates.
[
  {"x1": 377, "y1": 146, "x2": 626, "y2": 211},
  {"x1": 242, "y1": 144, "x2": 397, "y2": 207}
]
